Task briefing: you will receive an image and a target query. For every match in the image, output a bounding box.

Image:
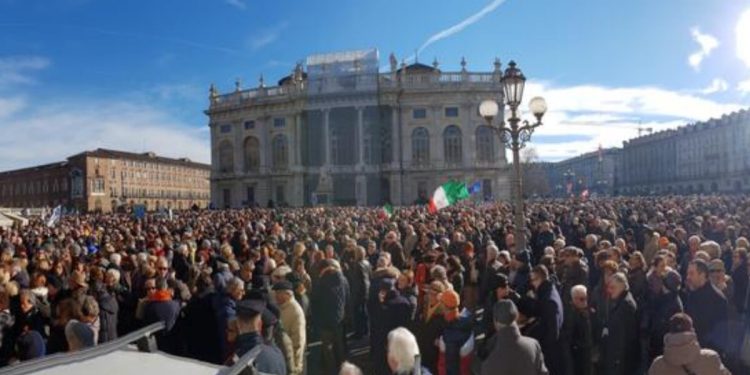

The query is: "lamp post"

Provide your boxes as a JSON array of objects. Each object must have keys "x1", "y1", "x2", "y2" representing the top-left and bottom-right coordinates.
[{"x1": 479, "y1": 61, "x2": 547, "y2": 253}]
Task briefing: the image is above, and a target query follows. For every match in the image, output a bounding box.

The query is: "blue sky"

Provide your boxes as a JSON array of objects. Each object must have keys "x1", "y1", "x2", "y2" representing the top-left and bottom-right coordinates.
[{"x1": 1, "y1": 0, "x2": 749, "y2": 170}]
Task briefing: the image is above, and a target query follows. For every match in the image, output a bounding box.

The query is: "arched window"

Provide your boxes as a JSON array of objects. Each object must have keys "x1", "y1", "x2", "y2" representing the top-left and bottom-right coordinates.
[
  {"x1": 476, "y1": 126, "x2": 495, "y2": 162},
  {"x1": 243, "y1": 137, "x2": 260, "y2": 172},
  {"x1": 412, "y1": 127, "x2": 430, "y2": 164},
  {"x1": 443, "y1": 125, "x2": 462, "y2": 164},
  {"x1": 218, "y1": 140, "x2": 234, "y2": 173},
  {"x1": 272, "y1": 134, "x2": 288, "y2": 169}
]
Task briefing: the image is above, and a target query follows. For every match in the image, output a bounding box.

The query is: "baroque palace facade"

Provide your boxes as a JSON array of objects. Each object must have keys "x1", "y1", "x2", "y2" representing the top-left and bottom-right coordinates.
[
  {"x1": 0, "y1": 149, "x2": 210, "y2": 212},
  {"x1": 207, "y1": 49, "x2": 511, "y2": 207}
]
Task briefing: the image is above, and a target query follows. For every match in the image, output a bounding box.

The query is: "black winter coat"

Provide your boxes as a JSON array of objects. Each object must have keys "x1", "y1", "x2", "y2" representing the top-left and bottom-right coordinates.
[
  {"x1": 96, "y1": 286, "x2": 119, "y2": 343},
  {"x1": 535, "y1": 281, "x2": 564, "y2": 375},
  {"x1": 371, "y1": 291, "x2": 413, "y2": 375},
  {"x1": 311, "y1": 269, "x2": 349, "y2": 330},
  {"x1": 684, "y1": 282, "x2": 729, "y2": 354},
  {"x1": 601, "y1": 292, "x2": 639, "y2": 375}
]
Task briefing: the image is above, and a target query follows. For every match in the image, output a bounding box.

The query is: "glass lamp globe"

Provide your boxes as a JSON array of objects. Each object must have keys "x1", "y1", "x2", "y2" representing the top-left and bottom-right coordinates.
[
  {"x1": 479, "y1": 100, "x2": 499, "y2": 122},
  {"x1": 529, "y1": 96, "x2": 547, "y2": 119}
]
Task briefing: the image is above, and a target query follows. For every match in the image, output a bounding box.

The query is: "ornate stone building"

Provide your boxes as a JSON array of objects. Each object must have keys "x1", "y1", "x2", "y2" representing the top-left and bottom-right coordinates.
[
  {"x1": 0, "y1": 149, "x2": 210, "y2": 212},
  {"x1": 207, "y1": 49, "x2": 511, "y2": 207},
  {"x1": 620, "y1": 108, "x2": 750, "y2": 195}
]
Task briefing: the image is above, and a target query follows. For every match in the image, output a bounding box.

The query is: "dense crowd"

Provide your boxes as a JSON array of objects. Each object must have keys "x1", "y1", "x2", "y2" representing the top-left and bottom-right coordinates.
[{"x1": 1, "y1": 196, "x2": 750, "y2": 374}]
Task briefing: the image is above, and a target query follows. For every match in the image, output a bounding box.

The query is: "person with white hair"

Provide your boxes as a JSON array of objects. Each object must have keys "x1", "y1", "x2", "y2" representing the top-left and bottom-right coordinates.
[
  {"x1": 562, "y1": 285, "x2": 595, "y2": 375},
  {"x1": 339, "y1": 361, "x2": 363, "y2": 375},
  {"x1": 387, "y1": 327, "x2": 431, "y2": 375}
]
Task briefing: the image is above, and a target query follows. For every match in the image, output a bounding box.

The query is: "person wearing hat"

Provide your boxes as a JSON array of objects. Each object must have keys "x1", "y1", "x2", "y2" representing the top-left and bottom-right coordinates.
[
  {"x1": 438, "y1": 289, "x2": 473, "y2": 375},
  {"x1": 648, "y1": 313, "x2": 731, "y2": 375},
  {"x1": 479, "y1": 299, "x2": 548, "y2": 375},
  {"x1": 369, "y1": 277, "x2": 412, "y2": 375},
  {"x1": 273, "y1": 281, "x2": 306, "y2": 375},
  {"x1": 231, "y1": 299, "x2": 287, "y2": 375}
]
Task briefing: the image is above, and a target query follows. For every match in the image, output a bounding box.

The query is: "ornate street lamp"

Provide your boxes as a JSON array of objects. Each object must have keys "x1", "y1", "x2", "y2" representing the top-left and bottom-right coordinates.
[{"x1": 480, "y1": 61, "x2": 547, "y2": 252}]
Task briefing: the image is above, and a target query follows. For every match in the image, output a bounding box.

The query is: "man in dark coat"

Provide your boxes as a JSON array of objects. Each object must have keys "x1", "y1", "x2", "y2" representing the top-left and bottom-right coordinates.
[
  {"x1": 311, "y1": 259, "x2": 349, "y2": 375},
  {"x1": 93, "y1": 282, "x2": 118, "y2": 344},
  {"x1": 232, "y1": 299, "x2": 287, "y2": 375},
  {"x1": 600, "y1": 272, "x2": 639, "y2": 375},
  {"x1": 143, "y1": 277, "x2": 181, "y2": 354},
  {"x1": 685, "y1": 259, "x2": 729, "y2": 355},
  {"x1": 530, "y1": 265, "x2": 563, "y2": 375},
  {"x1": 383, "y1": 231, "x2": 406, "y2": 270},
  {"x1": 180, "y1": 272, "x2": 221, "y2": 364},
  {"x1": 370, "y1": 277, "x2": 412, "y2": 375},
  {"x1": 533, "y1": 221, "x2": 556, "y2": 265},
  {"x1": 480, "y1": 300, "x2": 548, "y2": 375},
  {"x1": 559, "y1": 247, "x2": 589, "y2": 305},
  {"x1": 562, "y1": 285, "x2": 595, "y2": 375},
  {"x1": 348, "y1": 246, "x2": 371, "y2": 339}
]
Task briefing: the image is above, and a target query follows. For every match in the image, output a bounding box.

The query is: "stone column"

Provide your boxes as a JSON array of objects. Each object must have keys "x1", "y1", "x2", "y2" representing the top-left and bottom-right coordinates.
[
  {"x1": 323, "y1": 109, "x2": 331, "y2": 166},
  {"x1": 355, "y1": 175, "x2": 367, "y2": 206},
  {"x1": 357, "y1": 106, "x2": 365, "y2": 167},
  {"x1": 233, "y1": 122, "x2": 243, "y2": 175},
  {"x1": 431, "y1": 105, "x2": 443, "y2": 167},
  {"x1": 391, "y1": 108, "x2": 399, "y2": 166},
  {"x1": 293, "y1": 112, "x2": 302, "y2": 167},
  {"x1": 464, "y1": 103, "x2": 475, "y2": 167}
]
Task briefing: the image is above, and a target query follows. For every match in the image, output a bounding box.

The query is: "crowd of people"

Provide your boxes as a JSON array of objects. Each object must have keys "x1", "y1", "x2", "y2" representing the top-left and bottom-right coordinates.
[{"x1": 1, "y1": 195, "x2": 750, "y2": 374}]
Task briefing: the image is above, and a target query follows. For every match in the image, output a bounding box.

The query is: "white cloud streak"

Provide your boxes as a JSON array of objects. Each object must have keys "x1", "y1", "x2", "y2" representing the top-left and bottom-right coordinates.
[
  {"x1": 417, "y1": 0, "x2": 507, "y2": 56},
  {"x1": 688, "y1": 27, "x2": 719, "y2": 71},
  {"x1": 248, "y1": 22, "x2": 288, "y2": 50},
  {"x1": 225, "y1": 0, "x2": 246, "y2": 10},
  {"x1": 700, "y1": 78, "x2": 729, "y2": 94},
  {"x1": 737, "y1": 9, "x2": 750, "y2": 68},
  {"x1": 0, "y1": 56, "x2": 50, "y2": 86}
]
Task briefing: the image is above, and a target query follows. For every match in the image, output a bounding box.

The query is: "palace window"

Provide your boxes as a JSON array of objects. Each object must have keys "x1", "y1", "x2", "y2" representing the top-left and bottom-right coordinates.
[
  {"x1": 413, "y1": 108, "x2": 427, "y2": 119},
  {"x1": 445, "y1": 107, "x2": 459, "y2": 117},
  {"x1": 443, "y1": 125, "x2": 463, "y2": 164},
  {"x1": 411, "y1": 127, "x2": 430, "y2": 164}
]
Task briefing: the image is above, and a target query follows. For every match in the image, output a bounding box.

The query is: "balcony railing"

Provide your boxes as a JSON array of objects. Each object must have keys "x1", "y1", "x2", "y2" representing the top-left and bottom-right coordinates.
[{"x1": 209, "y1": 71, "x2": 501, "y2": 110}]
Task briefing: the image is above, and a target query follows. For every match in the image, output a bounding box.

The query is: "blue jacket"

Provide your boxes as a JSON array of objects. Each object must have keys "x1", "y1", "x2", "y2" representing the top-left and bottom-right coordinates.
[{"x1": 235, "y1": 331, "x2": 287, "y2": 375}]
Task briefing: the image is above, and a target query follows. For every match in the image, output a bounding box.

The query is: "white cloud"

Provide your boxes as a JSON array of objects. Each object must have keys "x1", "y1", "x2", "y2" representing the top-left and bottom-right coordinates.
[
  {"x1": 225, "y1": 0, "x2": 246, "y2": 10},
  {"x1": 248, "y1": 22, "x2": 288, "y2": 50},
  {"x1": 513, "y1": 81, "x2": 744, "y2": 161},
  {"x1": 0, "y1": 96, "x2": 209, "y2": 171},
  {"x1": 688, "y1": 27, "x2": 719, "y2": 71},
  {"x1": 700, "y1": 78, "x2": 729, "y2": 94},
  {"x1": 738, "y1": 78, "x2": 750, "y2": 94},
  {"x1": 415, "y1": 0, "x2": 507, "y2": 58},
  {"x1": 0, "y1": 96, "x2": 26, "y2": 119},
  {"x1": 0, "y1": 56, "x2": 50, "y2": 86}
]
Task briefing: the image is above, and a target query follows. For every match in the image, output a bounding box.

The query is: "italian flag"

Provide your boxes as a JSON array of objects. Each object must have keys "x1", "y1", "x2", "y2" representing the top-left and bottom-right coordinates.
[
  {"x1": 381, "y1": 203, "x2": 394, "y2": 219},
  {"x1": 428, "y1": 181, "x2": 469, "y2": 214}
]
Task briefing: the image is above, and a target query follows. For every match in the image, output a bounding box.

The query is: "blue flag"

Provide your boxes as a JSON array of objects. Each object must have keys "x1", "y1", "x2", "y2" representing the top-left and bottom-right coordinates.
[{"x1": 468, "y1": 181, "x2": 482, "y2": 195}]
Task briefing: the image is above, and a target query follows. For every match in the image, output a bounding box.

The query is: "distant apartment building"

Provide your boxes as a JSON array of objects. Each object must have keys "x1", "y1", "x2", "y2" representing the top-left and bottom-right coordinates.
[
  {"x1": 0, "y1": 149, "x2": 210, "y2": 212},
  {"x1": 620, "y1": 108, "x2": 750, "y2": 195},
  {"x1": 206, "y1": 49, "x2": 513, "y2": 208}
]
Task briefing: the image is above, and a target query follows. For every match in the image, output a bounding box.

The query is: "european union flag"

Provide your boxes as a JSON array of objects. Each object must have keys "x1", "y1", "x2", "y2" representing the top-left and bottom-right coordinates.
[{"x1": 468, "y1": 181, "x2": 481, "y2": 195}]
